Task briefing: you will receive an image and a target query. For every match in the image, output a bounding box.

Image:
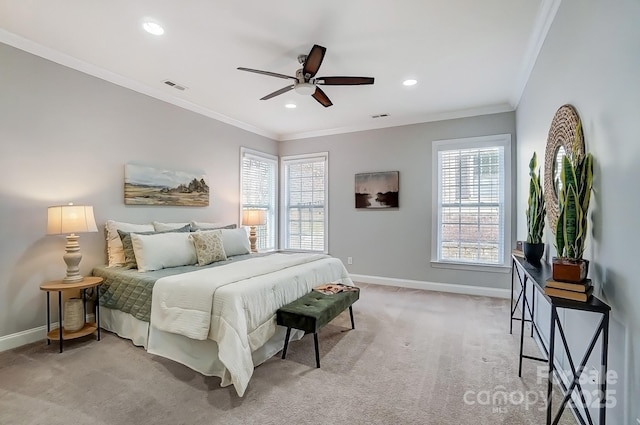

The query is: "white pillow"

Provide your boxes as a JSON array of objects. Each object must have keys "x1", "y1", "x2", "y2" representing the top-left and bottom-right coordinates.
[
  {"x1": 220, "y1": 228, "x2": 251, "y2": 256},
  {"x1": 131, "y1": 232, "x2": 197, "y2": 272},
  {"x1": 190, "y1": 221, "x2": 236, "y2": 231},
  {"x1": 105, "y1": 220, "x2": 154, "y2": 267},
  {"x1": 153, "y1": 221, "x2": 190, "y2": 232}
]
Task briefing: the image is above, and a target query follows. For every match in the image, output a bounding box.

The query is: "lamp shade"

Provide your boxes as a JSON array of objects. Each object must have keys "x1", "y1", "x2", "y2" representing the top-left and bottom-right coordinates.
[
  {"x1": 242, "y1": 209, "x2": 265, "y2": 226},
  {"x1": 47, "y1": 204, "x2": 98, "y2": 235}
]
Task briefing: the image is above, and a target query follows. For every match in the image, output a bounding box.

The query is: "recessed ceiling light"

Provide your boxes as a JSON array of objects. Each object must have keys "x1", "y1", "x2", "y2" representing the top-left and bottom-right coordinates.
[
  {"x1": 285, "y1": 103, "x2": 297, "y2": 109},
  {"x1": 143, "y1": 21, "x2": 164, "y2": 36},
  {"x1": 403, "y1": 79, "x2": 417, "y2": 86}
]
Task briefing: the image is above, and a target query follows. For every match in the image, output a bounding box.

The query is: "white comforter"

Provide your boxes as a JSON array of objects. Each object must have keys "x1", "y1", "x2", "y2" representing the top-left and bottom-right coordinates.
[{"x1": 149, "y1": 253, "x2": 353, "y2": 396}]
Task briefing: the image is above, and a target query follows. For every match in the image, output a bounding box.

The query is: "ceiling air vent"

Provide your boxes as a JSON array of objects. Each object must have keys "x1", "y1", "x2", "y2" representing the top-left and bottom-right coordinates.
[
  {"x1": 371, "y1": 113, "x2": 390, "y2": 119},
  {"x1": 163, "y1": 80, "x2": 188, "y2": 91}
]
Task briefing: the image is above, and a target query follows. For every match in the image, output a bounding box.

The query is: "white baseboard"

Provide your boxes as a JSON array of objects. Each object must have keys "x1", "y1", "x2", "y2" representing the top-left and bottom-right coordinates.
[
  {"x1": 0, "y1": 325, "x2": 50, "y2": 352},
  {"x1": 0, "y1": 314, "x2": 96, "y2": 353},
  {"x1": 349, "y1": 274, "x2": 510, "y2": 299}
]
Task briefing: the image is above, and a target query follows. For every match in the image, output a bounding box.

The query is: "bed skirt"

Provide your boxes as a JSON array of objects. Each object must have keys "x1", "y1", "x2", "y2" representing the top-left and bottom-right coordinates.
[{"x1": 99, "y1": 306, "x2": 304, "y2": 385}]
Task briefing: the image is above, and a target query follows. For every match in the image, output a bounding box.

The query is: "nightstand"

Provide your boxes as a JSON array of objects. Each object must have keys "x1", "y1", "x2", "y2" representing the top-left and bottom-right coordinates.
[{"x1": 40, "y1": 276, "x2": 103, "y2": 353}]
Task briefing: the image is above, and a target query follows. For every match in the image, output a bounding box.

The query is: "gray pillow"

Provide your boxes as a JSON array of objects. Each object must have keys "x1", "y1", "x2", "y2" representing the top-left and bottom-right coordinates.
[
  {"x1": 118, "y1": 224, "x2": 190, "y2": 269},
  {"x1": 190, "y1": 222, "x2": 237, "y2": 231}
]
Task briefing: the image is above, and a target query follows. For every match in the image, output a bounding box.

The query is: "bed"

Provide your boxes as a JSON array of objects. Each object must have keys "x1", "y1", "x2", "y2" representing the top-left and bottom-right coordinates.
[{"x1": 92, "y1": 251, "x2": 353, "y2": 396}]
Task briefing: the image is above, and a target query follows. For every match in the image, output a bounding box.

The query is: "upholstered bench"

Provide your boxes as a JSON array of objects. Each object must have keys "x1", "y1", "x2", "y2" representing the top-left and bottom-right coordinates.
[{"x1": 276, "y1": 287, "x2": 360, "y2": 368}]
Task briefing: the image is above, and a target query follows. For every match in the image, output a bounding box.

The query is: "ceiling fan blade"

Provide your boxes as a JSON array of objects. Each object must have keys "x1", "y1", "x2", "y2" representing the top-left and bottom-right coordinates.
[
  {"x1": 317, "y1": 76, "x2": 375, "y2": 85},
  {"x1": 302, "y1": 44, "x2": 326, "y2": 79},
  {"x1": 237, "y1": 67, "x2": 297, "y2": 81},
  {"x1": 260, "y1": 85, "x2": 294, "y2": 100},
  {"x1": 312, "y1": 87, "x2": 333, "y2": 107}
]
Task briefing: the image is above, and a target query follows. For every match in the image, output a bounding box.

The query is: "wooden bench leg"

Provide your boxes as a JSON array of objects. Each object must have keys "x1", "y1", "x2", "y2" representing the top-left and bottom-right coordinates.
[
  {"x1": 349, "y1": 305, "x2": 355, "y2": 329},
  {"x1": 314, "y1": 332, "x2": 320, "y2": 368},
  {"x1": 282, "y1": 327, "x2": 292, "y2": 359}
]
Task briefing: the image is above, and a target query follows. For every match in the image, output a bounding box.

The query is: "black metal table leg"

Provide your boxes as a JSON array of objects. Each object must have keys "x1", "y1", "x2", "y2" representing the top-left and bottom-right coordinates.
[
  {"x1": 518, "y1": 276, "x2": 528, "y2": 377},
  {"x1": 96, "y1": 284, "x2": 101, "y2": 340},
  {"x1": 349, "y1": 306, "x2": 355, "y2": 329},
  {"x1": 510, "y1": 258, "x2": 515, "y2": 334},
  {"x1": 82, "y1": 288, "x2": 86, "y2": 320},
  {"x1": 57, "y1": 291, "x2": 63, "y2": 353},
  {"x1": 282, "y1": 327, "x2": 291, "y2": 359},
  {"x1": 600, "y1": 312, "x2": 609, "y2": 425},
  {"x1": 46, "y1": 292, "x2": 51, "y2": 346},
  {"x1": 547, "y1": 306, "x2": 557, "y2": 425},
  {"x1": 314, "y1": 332, "x2": 320, "y2": 368},
  {"x1": 531, "y1": 284, "x2": 536, "y2": 337}
]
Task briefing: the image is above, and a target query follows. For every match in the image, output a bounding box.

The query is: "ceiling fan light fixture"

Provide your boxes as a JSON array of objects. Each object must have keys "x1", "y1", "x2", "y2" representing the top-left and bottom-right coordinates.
[{"x1": 294, "y1": 82, "x2": 316, "y2": 96}]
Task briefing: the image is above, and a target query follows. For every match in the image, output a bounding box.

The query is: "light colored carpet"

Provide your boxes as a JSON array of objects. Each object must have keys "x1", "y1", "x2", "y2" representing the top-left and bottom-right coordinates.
[{"x1": 0, "y1": 283, "x2": 577, "y2": 425}]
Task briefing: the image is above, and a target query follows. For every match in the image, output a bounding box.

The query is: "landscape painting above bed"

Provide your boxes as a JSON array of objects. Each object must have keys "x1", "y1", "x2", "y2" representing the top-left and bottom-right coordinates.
[{"x1": 124, "y1": 163, "x2": 209, "y2": 206}]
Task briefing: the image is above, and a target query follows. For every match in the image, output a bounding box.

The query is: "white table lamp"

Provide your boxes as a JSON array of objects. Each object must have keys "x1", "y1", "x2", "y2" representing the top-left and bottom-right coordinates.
[
  {"x1": 47, "y1": 203, "x2": 98, "y2": 283},
  {"x1": 242, "y1": 209, "x2": 265, "y2": 253}
]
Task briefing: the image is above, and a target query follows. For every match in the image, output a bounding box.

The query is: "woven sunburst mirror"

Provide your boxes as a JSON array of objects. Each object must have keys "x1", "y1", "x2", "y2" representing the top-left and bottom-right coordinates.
[{"x1": 544, "y1": 104, "x2": 585, "y2": 233}]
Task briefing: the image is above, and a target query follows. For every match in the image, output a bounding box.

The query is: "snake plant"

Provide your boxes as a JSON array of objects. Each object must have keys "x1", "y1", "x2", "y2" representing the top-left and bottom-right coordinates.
[
  {"x1": 526, "y1": 152, "x2": 545, "y2": 244},
  {"x1": 554, "y1": 123, "x2": 593, "y2": 260}
]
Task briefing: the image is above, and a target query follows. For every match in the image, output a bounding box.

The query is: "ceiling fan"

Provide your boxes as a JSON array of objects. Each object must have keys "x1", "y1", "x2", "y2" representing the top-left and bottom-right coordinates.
[{"x1": 237, "y1": 44, "x2": 374, "y2": 107}]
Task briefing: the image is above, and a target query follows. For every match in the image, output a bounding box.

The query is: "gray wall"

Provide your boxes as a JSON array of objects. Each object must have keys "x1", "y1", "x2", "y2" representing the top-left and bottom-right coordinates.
[
  {"x1": 0, "y1": 43, "x2": 277, "y2": 338},
  {"x1": 515, "y1": 0, "x2": 639, "y2": 422},
  {"x1": 280, "y1": 112, "x2": 516, "y2": 289}
]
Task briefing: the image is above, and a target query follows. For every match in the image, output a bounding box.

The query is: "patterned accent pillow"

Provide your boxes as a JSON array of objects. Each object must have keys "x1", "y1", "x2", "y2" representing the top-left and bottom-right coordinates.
[{"x1": 189, "y1": 230, "x2": 227, "y2": 266}]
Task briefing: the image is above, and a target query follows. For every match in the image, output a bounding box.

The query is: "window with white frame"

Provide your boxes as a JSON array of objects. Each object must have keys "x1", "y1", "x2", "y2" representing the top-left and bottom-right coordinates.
[
  {"x1": 281, "y1": 152, "x2": 328, "y2": 252},
  {"x1": 240, "y1": 148, "x2": 277, "y2": 251},
  {"x1": 432, "y1": 134, "x2": 511, "y2": 268}
]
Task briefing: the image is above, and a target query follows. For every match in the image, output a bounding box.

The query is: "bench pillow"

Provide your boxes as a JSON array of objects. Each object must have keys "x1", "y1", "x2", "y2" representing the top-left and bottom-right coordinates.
[
  {"x1": 105, "y1": 220, "x2": 154, "y2": 267},
  {"x1": 131, "y1": 232, "x2": 197, "y2": 272}
]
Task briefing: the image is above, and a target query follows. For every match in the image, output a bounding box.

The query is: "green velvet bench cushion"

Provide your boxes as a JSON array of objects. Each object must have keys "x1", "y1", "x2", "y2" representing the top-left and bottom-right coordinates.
[{"x1": 276, "y1": 288, "x2": 359, "y2": 333}]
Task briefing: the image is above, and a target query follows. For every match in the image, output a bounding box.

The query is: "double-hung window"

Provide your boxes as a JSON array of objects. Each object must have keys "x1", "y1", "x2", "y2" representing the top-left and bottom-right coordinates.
[
  {"x1": 432, "y1": 134, "x2": 511, "y2": 269},
  {"x1": 240, "y1": 148, "x2": 277, "y2": 251},
  {"x1": 281, "y1": 152, "x2": 328, "y2": 252}
]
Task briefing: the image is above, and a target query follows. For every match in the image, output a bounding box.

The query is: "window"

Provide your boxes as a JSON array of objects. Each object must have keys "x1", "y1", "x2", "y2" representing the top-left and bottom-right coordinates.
[
  {"x1": 432, "y1": 134, "x2": 511, "y2": 269},
  {"x1": 240, "y1": 148, "x2": 277, "y2": 251},
  {"x1": 281, "y1": 152, "x2": 328, "y2": 252}
]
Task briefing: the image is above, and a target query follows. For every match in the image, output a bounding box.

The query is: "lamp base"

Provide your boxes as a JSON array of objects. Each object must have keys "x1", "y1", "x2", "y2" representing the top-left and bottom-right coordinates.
[
  {"x1": 63, "y1": 234, "x2": 84, "y2": 283},
  {"x1": 249, "y1": 226, "x2": 258, "y2": 253},
  {"x1": 63, "y1": 275, "x2": 84, "y2": 283}
]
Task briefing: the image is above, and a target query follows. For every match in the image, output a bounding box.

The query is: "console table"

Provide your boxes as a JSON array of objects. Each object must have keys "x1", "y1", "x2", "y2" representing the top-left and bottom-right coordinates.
[{"x1": 510, "y1": 254, "x2": 610, "y2": 425}]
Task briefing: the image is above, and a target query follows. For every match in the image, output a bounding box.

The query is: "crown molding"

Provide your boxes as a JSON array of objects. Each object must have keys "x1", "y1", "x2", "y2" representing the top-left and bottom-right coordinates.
[
  {"x1": 0, "y1": 29, "x2": 279, "y2": 141},
  {"x1": 278, "y1": 103, "x2": 515, "y2": 141},
  {"x1": 510, "y1": 0, "x2": 562, "y2": 107}
]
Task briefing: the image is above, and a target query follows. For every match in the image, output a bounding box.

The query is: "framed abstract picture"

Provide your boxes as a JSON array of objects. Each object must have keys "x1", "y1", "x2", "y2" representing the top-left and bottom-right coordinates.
[
  {"x1": 124, "y1": 163, "x2": 209, "y2": 206},
  {"x1": 355, "y1": 171, "x2": 399, "y2": 209}
]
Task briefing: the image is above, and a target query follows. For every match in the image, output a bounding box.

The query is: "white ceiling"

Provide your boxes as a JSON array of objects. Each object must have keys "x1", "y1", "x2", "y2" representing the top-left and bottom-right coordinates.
[{"x1": 0, "y1": 0, "x2": 556, "y2": 141}]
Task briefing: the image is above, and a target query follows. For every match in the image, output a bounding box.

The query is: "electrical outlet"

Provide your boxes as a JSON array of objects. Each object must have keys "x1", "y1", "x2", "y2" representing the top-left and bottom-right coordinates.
[{"x1": 347, "y1": 257, "x2": 353, "y2": 265}]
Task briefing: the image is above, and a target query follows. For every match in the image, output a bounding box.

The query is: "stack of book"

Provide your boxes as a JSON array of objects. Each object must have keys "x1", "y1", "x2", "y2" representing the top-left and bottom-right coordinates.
[{"x1": 544, "y1": 278, "x2": 593, "y2": 302}]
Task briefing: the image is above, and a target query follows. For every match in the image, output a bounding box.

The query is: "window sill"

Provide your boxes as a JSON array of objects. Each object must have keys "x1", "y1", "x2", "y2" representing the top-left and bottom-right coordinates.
[{"x1": 430, "y1": 260, "x2": 511, "y2": 274}]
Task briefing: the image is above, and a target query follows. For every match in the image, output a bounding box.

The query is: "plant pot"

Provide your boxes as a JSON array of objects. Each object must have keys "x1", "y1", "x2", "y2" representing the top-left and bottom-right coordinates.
[
  {"x1": 523, "y1": 242, "x2": 544, "y2": 266},
  {"x1": 552, "y1": 258, "x2": 589, "y2": 283}
]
